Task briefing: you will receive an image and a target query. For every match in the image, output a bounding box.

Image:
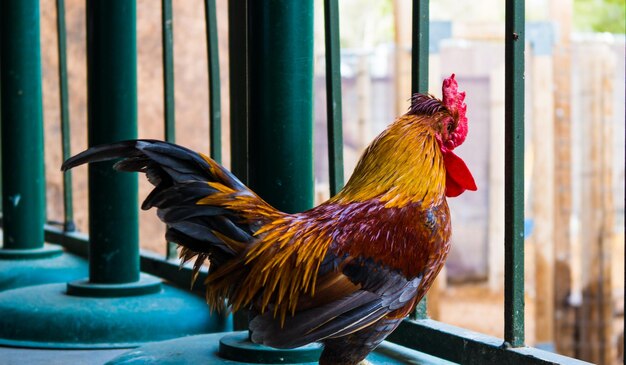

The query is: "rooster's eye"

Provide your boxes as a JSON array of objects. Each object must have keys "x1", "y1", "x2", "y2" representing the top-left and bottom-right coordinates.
[{"x1": 447, "y1": 123, "x2": 455, "y2": 133}]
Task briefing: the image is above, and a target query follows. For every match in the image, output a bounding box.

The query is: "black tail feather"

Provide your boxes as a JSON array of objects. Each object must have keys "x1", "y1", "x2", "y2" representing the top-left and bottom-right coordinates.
[
  {"x1": 61, "y1": 140, "x2": 148, "y2": 171},
  {"x1": 62, "y1": 139, "x2": 266, "y2": 267},
  {"x1": 142, "y1": 181, "x2": 217, "y2": 210},
  {"x1": 158, "y1": 205, "x2": 227, "y2": 223}
]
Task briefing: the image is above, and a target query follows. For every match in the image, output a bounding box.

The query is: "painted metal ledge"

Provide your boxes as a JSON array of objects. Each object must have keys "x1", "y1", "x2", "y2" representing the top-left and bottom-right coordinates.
[
  {"x1": 388, "y1": 319, "x2": 592, "y2": 365},
  {"x1": 107, "y1": 331, "x2": 456, "y2": 364}
]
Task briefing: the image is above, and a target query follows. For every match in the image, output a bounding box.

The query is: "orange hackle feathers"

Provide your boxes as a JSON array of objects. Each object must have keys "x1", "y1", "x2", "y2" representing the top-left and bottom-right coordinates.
[{"x1": 331, "y1": 113, "x2": 447, "y2": 208}]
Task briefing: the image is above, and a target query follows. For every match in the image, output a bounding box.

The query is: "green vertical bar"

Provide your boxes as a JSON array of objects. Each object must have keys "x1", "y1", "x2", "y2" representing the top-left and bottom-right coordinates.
[
  {"x1": 411, "y1": 0, "x2": 429, "y2": 94},
  {"x1": 162, "y1": 0, "x2": 178, "y2": 259},
  {"x1": 162, "y1": 0, "x2": 175, "y2": 144},
  {"x1": 0, "y1": 0, "x2": 46, "y2": 250},
  {"x1": 229, "y1": 0, "x2": 249, "y2": 330},
  {"x1": 56, "y1": 0, "x2": 75, "y2": 232},
  {"x1": 324, "y1": 0, "x2": 344, "y2": 196},
  {"x1": 205, "y1": 0, "x2": 222, "y2": 163},
  {"x1": 86, "y1": 0, "x2": 139, "y2": 284},
  {"x1": 248, "y1": 0, "x2": 314, "y2": 214},
  {"x1": 229, "y1": 0, "x2": 248, "y2": 184},
  {"x1": 411, "y1": 0, "x2": 429, "y2": 320},
  {"x1": 504, "y1": 0, "x2": 525, "y2": 347}
]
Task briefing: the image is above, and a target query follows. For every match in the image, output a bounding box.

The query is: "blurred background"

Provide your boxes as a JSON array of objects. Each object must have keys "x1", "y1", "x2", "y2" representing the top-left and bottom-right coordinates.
[{"x1": 38, "y1": 0, "x2": 623, "y2": 364}]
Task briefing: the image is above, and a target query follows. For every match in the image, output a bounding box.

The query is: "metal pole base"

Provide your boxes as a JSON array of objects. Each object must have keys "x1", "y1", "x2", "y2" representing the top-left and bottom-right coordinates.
[
  {"x1": 66, "y1": 273, "x2": 162, "y2": 297},
  {"x1": 107, "y1": 331, "x2": 453, "y2": 364},
  {"x1": 0, "y1": 280, "x2": 231, "y2": 349},
  {"x1": 219, "y1": 332, "x2": 322, "y2": 363},
  {"x1": 0, "y1": 244, "x2": 87, "y2": 291},
  {"x1": 0, "y1": 244, "x2": 62, "y2": 259}
]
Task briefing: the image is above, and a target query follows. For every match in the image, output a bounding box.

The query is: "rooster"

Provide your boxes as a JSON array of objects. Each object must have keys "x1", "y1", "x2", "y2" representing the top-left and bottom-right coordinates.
[{"x1": 62, "y1": 74, "x2": 476, "y2": 365}]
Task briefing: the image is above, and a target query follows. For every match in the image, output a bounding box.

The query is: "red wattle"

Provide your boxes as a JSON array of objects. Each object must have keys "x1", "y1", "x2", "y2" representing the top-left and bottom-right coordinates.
[{"x1": 443, "y1": 150, "x2": 477, "y2": 197}]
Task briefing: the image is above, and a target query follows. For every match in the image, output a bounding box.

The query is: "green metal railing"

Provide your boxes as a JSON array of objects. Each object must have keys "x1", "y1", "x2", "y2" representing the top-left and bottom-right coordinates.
[
  {"x1": 162, "y1": 0, "x2": 175, "y2": 145},
  {"x1": 324, "y1": 0, "x2": 344, "y2": 196},
  {"x1": 411, "y1": 0, "x2": 429, "y2": 94},
  {"x1": 56, "y1": 0, "x2": 75, "y2": 233},
  {"x1": 161, "y1": 0, "x2": 177, "y2": 260},
  {"x1": 504, "y1": 0, "x2": 526, "y2": 348},
  {"x1": 204, "y1": 0, "x2": 222, "y2": 163},
  {"x1": 411, "y1": 0, "x2": 430, "y2": 321},
  {"x1": 0, "y1": 0, "x2": 589, "y2": 363},
  {"x1": 228, "y1": 0, "x2": 249, "y2": 184}
]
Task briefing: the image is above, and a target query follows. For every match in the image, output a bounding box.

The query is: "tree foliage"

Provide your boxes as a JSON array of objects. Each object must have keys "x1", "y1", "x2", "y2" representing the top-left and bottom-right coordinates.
[{"x1": 574, "y1": 0, "x2": 626, "y2": 34}]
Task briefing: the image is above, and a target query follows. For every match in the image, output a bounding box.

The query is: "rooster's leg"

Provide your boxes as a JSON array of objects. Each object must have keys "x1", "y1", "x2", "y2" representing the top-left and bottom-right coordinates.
[{"x1": 319, "y1": 317, "x2": 402, "y2": 365}]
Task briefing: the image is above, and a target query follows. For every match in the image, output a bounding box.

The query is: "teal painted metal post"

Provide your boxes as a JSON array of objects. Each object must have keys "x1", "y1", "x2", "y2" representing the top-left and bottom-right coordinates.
[
  {"x1": 0, "y1": 0, "x2": 87, "y2": 290},
  {"x1": 0, "y1": 0, "x2": 45, "y2": 249},
  {"x1": 247, "y1": 0, "x2": 314, "y2": 213},
  {"x1": 324, "y1": 0, "x2": 344, "y2": 196},
  {"x1": 411, "y1": 0, "x2": 429, "y2": 320},
  {"x1": 86, "y1": 0, "x2": 139, "y2": 284},
  {"x1": 504, "y1": 0, "x2": 525, "y2": 348},
  {"x1": 0, "y1": 0, "x2": 46, "y2": 251}
]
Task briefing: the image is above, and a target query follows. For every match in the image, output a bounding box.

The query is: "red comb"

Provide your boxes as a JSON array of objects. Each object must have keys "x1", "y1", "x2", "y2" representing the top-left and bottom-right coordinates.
[
  {"x1": 441, "y1": 75, "x2": 476, "y2": 195},
  {"x1": 442, "y1": 74, "x2": 468, "y2": 150}
]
